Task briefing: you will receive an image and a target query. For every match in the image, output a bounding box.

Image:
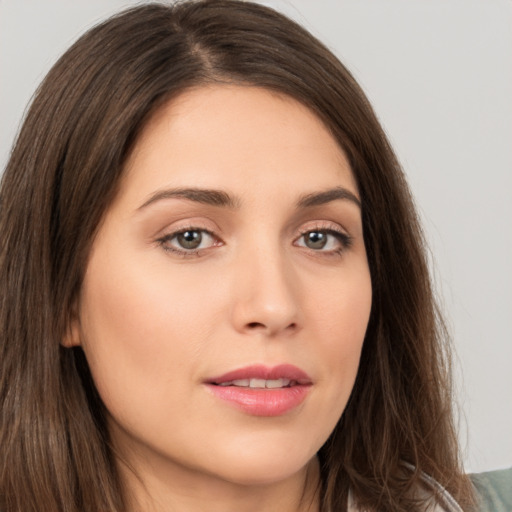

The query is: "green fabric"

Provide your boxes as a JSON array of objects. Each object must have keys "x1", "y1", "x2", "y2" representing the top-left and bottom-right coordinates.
[{"x1": 471, "y1": 468, "x2": 512, "y2": 512}]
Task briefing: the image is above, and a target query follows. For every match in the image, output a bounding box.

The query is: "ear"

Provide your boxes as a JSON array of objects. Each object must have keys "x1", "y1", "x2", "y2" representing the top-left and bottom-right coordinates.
[{"x1": 61, "y1": 304, "x2": 82, "y2": 348}]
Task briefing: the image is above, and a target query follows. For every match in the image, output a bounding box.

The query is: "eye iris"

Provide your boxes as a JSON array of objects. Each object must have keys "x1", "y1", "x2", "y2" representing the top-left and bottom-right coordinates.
[
  {"x1": 305, "y1": 231, "x2": 327, "y2": 249},
  {"x1": 177, "y1": 230, "x2": 202, "y2": 249}
]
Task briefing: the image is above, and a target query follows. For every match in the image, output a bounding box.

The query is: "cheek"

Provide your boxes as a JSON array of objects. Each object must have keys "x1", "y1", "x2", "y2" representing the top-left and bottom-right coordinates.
[
  {"x1": 311, "y1": 259, "x2": 371, "y2": 339},
  {"x1": 81, "y1": 245, "x2": 218, "y2": 344},
  {"x1": 77, "y1": 251, "x2": 215, "y2": 410},
  {"x1": 307, "y1": 262, "x2": 372, "y2": 391}
]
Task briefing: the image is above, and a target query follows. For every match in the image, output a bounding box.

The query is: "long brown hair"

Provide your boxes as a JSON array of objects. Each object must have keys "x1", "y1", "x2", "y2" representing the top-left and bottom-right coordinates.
[{"x1": 0, "y1": 1, "x2": 473, "y2": 511}]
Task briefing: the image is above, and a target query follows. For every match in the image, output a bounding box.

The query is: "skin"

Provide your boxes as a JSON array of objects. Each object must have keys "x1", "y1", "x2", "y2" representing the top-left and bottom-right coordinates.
[{"x1": 66, "y1": 85, "x2": 372, "y2": 512}]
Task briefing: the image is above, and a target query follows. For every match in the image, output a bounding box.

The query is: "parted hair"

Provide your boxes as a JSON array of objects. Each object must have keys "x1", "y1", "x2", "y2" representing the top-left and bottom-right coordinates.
[{"x1": 0, "y1": 1, "x2": 473, "y2": 511}]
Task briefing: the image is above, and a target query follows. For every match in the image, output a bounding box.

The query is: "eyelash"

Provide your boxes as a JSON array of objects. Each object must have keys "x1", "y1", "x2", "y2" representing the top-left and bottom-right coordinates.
[
  {"x1": 296, "y1": 226, "x2": 353, "y2": 256},
  {"x1": 157, "y1": 226, "x2": 220, "y2": 258},
  {"x1": 156, "y1": 224, "x2": 353, "y2": 258}
]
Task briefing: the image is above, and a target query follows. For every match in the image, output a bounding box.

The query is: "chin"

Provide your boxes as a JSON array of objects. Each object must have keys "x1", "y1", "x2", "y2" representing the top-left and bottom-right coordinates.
[{"x1": 201, "y1": 445, "x2": 316, "y2": 487}]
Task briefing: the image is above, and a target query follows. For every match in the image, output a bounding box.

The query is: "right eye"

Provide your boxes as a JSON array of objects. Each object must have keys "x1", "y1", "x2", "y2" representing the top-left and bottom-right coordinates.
[{"x1": 158, "y1": 228, "x2": 219, "y2": 256}]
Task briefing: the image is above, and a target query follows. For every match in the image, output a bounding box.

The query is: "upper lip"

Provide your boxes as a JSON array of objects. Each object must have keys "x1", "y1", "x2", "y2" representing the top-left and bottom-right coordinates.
[{"x1": 206, "y1": 364, "x2": 312, "y2": 386}]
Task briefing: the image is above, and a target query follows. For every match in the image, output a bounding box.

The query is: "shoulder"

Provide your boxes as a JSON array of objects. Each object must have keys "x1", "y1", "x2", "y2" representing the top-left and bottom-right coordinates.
[
  {"x1": 425, "y1": 467, "x2": 512, "y2": 511},
  {"x1": 417, "y1": 471, "x2": 463, "y2": 512},
  {"x1": 470, "y1": 467, "x2": 512, "y2": 512},
  {"x1": 347, "y1": 473, "x2": 463, "y2": 512},
  {"x1": 348, "y1": 467, "x2": 512, "y2": 511}
]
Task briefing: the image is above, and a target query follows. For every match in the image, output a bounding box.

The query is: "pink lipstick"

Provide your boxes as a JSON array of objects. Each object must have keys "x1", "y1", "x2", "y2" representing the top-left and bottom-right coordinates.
[{"x1": 204, "y1": 364, "x2": 312, "y2": 417}]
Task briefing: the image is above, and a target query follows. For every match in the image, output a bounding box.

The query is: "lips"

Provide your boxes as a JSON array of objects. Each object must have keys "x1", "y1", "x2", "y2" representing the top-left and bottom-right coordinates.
[{"x1": 205, "y1": 364, "x2": 312, "y2": 417}]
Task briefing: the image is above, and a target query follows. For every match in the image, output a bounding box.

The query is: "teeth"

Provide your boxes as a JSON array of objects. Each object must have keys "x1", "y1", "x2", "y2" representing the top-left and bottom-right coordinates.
[
  {"x1": 249, "y1": 378, "x2": 266, "y2": 388},
  {"x1": 217, "y1": 378, "x2": 292, "y2": 388},
  {"x1": 232, "y1": 379, "x2": 250, "y2": 387},
  {"x1": 265, "y1": 378, "x2": 291, "y2": 388}
]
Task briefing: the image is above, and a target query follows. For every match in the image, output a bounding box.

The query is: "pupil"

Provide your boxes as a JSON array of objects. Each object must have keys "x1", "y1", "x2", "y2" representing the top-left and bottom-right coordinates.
[
  {"x1": 306, "y1": 231, "x2": 327, "y2": 249},
  {"x1": 178, "y1": 230, "x2": 202, "y2": 249}
]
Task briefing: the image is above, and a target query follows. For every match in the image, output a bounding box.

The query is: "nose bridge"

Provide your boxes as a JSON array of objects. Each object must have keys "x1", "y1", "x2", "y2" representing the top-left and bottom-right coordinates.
[{"x1": 230, "y1": 229, "x2": 300, "y2": 335}]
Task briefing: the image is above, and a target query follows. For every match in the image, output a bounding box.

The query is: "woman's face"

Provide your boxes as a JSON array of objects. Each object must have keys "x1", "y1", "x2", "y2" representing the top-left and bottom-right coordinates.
[{"x1": 69, "y1": 85, "x2": 372, "y2": 494}]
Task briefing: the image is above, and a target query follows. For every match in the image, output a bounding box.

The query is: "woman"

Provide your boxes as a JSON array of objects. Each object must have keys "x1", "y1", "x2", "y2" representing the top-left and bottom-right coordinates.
[{"x1": 0, "y1": 1, "x2": 475, "y2": 511}]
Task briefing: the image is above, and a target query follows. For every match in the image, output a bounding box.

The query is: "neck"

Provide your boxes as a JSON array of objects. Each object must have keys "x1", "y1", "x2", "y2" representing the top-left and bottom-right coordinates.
[{"x1": 118, "y1": 454, "x2": 321, "y2": 512}]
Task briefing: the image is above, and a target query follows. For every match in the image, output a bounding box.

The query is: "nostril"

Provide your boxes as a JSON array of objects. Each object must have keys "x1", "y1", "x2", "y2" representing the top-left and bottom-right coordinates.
[
  {"x1": 247, "y1": 322, "x2": 265, "y2": 329},
  {"x1": 246, "y1": 321, "x2": 297, "y2": 332}
]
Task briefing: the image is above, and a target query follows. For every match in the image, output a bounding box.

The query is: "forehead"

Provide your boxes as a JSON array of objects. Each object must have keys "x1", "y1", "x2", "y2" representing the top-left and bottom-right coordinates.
[{"x1": 120, "y1": 84, "x2": 357, "y2": 207}]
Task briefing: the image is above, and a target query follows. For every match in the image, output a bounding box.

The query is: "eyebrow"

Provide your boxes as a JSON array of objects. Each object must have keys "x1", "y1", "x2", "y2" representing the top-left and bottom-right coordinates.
[
  {"x1": 137, "y1": 187, "x2": 240, "y2": 210},
  {"x1": 137, "y1": 186, "x2": 361, "y2": 211},
  {"x1": 296, "y1": 187, "x2": 361, "y2": 209}
]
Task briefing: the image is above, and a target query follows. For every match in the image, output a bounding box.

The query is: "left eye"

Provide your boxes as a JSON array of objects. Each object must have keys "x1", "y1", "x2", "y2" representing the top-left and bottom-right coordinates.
[
  {"x1": 296, "y1": 229, "x2": 348, "y2": 251},
  {"x1": 161, "y1": 229, "x2": 216, "y2": 252}
]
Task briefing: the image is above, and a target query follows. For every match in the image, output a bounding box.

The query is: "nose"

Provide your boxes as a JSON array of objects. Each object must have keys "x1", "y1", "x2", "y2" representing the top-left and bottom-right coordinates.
[{"x1": 230, "y1": 243, "x2": 301, "y2": 337}]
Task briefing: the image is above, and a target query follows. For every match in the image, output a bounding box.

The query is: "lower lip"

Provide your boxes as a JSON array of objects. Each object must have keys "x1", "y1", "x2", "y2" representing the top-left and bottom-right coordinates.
[{"x1": 205, "y1": 384, "x2": 310, "y2": 417}]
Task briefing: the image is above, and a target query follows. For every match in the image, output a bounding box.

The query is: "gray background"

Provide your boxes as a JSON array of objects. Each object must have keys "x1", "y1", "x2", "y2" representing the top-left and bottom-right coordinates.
[{"x1": 1, "y1": 0, "x2": 511, "y2": 473}]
